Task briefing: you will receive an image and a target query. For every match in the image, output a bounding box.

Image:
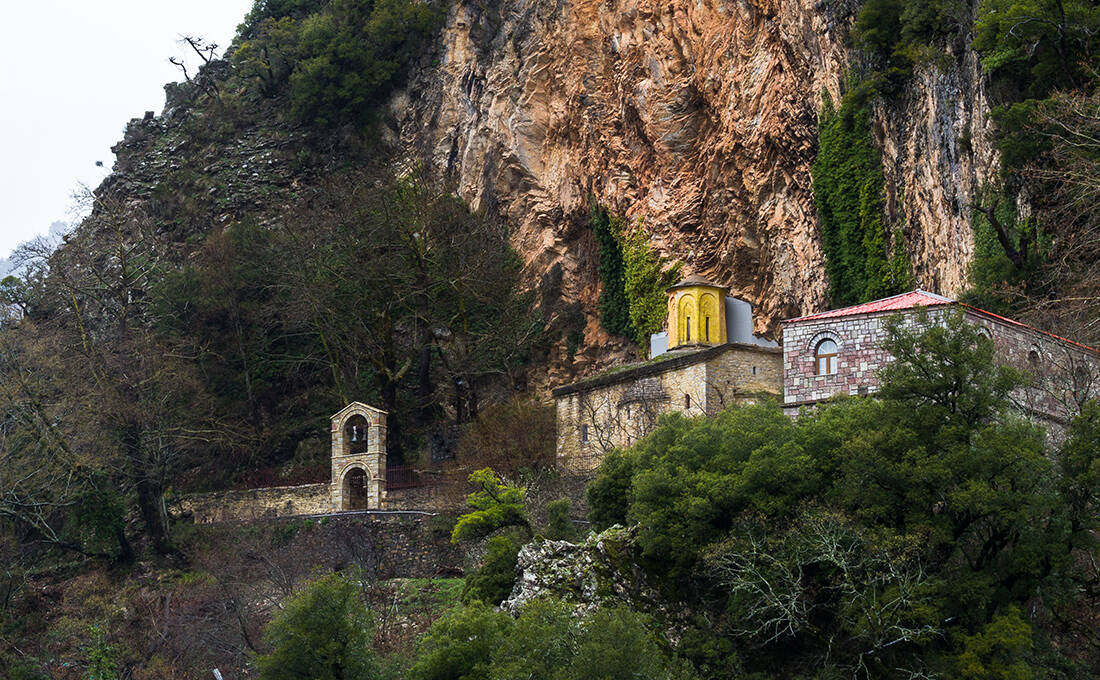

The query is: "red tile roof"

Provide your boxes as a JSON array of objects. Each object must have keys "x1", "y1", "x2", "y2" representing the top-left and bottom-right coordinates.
[{"x1": 782, "y1": 290, "x2": 955, "y2": 323}]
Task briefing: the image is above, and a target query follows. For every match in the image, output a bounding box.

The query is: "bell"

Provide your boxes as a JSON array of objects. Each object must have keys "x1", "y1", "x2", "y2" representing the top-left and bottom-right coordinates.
[{"x1": 351, "y1": 426, "x2": 360, "y2": 442}]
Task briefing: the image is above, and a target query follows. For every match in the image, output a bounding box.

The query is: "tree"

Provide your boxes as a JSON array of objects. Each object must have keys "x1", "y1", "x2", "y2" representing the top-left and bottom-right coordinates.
[
  {"x1": 462, "y1": 535, "x2": 521, "y2": 606},
  {"x1": 407, "y1": 602, "x2": 512, "y2": 680},
  {"x1": 15, "y1": 190, "x2": 220, "y2": 554},
  {"x1": 973, "y1": 0, "x2": 1100, "y2": 100},
  {"x1": 456, "y1": 397, "x2": 555, "y2": 473},
  {"x1": 287, "y1": 0, "x2": 442, "y2": 126},
  {"x1": 277, "y1": 172, "x2": 540, "y2": 463},
  {"x1": 876, "y1": 309, "x2": 1022, "y2": 439},
  {"x1": 451, "y1": 468, "x2": 531, "y2": 544},
  {"x1": 255, "y1": 571, "x2": 379, "y2": 680},
  {"x1": 490, "y1": 599, "x2": 673, "y2": 680}
]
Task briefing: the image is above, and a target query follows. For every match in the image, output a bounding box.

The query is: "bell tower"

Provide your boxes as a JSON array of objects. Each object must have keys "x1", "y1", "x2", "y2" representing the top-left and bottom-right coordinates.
[
  {"x1": 666, "y1": 275, "x2": 727, "y2": 349},
  {"x1": 330, "y1": 402, "x2": 388, "y2": 510}
]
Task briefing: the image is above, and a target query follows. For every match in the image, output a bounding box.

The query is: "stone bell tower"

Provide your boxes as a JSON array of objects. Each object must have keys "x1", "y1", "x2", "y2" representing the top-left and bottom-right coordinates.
[{"x1": 330, "y1": 402, "x2": 387, "y2": 510}]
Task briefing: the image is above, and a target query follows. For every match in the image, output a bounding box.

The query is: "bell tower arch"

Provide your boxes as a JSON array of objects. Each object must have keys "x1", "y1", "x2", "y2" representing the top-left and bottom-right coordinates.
[{"x1": 330, "y1": 402, "x2": 388, "y2": 510}]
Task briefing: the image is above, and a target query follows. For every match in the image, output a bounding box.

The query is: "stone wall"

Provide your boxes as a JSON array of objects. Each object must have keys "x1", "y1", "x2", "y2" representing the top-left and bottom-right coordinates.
[
  {"x1": 782, "y1": 306, "x2": 1100, "y2": 424},
  {"x1": 782, "y1": 309, "x2": 935, "y2": 406},
  {"x1": 554, "y1": 344, "x2": 782, "y2": 469},
  {"x1": 190, "y1": 511, "x2": 464, "y2": 579},
  {"x1": 974, "y1": 313, "x2": 1100, "y2": 424},
  {"x1": 177, "y1": 483, "x2": 332, "y2": 524}
]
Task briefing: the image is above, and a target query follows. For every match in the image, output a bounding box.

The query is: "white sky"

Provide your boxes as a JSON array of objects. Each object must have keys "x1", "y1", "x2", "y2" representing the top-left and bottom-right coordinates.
[{"x1": 0, "y1": 1, "x2": 254, "y2": 258}]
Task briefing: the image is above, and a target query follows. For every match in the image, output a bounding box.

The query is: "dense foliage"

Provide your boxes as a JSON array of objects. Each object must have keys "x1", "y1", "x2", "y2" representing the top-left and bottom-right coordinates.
[
  {"x1": 587, "y1": 311, "x2": 1100, "y2": 677},
  {"x1": 256, "y1": 571, "x2": 380, "y2": 680},
  {"x1": 408, "y1": 598, "x2": 681, "y2": 680},
  {"x1": 812, "y1": 92, "x2": 912, "y2": 306},
  {"x1": 235, "y1": 0, "x2": 443, "y2": 126},
  {"x1": 590, "y1": 204, "x2": 680, "y2": 351}
]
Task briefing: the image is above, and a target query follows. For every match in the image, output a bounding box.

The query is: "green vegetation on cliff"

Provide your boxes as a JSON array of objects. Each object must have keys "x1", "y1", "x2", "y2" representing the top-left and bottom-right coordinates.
[
  {"x1": 235, "y1": 0, "x2": 443, "y2": 126},
  {"x1": 812, "y1": 91, "x2": 912, "y2": 306},
  {"x1": 590, "y1": 204, "x2": 680, "y2": 351}
]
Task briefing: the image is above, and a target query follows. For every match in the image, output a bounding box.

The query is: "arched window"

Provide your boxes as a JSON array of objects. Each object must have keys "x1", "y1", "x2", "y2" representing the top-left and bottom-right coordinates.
[
  {"x1": 342, "y1": 467, "x2": 369, "y2": 510},
  {"x1": 815, "y1": 338, "x2": 838, "y2": 376},
  {"x1": 1028, "y1": 348, "x2": 1041, "y2": 368},
  {"x1": 344, "y1": 414, "x2": 369, "y2": 455},
  {"x1": 684, "y1": 393, "x2": 691, "y2": 409},
  {"x1": 677, "y1": 294, "x2": 696, "y2": 345},
  {"x1": 700, "y1": 294, "x2": 718, "y2": 343}
]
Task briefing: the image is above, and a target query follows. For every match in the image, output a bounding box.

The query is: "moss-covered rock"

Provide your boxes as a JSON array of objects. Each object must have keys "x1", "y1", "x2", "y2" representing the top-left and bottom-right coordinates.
[{"x1": 501, "y1": 525, "x2": 664, "y2": 617}]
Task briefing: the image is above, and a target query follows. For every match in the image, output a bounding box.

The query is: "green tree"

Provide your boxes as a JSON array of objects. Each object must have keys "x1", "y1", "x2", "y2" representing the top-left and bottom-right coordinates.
[
  {"x1": 541, "y1": 498, "x2": 578, "y2": 541},
  {"x1": 954, "y1": 607, "x2": 1034, "y2": 679},
  {"x1": 407, "y1": 602, "x2": 513, "y2": 680},
  {"x1": 288, "y1": 0, "x2": 442, "y2": 126},
  {"x1": 451, "y1": 468, "x2": 530, "y2": 543},
  {"x1": 462, "y1": 535, "x2": 521, "y2": 605},
  {"x1": 974, "y1": 0, "x2": 1100, "y2": 100},
  {"x1": 255, "y1": 572, "x2": 379, "y2": 680}
]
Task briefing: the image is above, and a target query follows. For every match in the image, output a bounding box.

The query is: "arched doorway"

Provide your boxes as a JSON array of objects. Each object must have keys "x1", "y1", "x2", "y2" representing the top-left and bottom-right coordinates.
[{"x1": 341, "y1": 467, "x2": 369, "y2": 510}]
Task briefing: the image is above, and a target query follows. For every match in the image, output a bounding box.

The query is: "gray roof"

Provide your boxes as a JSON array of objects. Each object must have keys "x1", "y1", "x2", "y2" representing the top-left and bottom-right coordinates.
[{"x1": 666, "y1": 274, "x2": 726, "y2": 292}]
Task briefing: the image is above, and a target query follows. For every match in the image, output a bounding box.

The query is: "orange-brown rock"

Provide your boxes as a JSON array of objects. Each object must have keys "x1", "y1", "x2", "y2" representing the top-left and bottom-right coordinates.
[{"x1": 393, "y1": 0, "x2": 997, "y2": 384}]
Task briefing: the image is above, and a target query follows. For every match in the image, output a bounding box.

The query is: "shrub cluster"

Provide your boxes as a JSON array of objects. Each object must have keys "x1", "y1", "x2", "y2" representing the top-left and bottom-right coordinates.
[{"x1": 234, "y1": 0, "x2": 443, "y2": 126}]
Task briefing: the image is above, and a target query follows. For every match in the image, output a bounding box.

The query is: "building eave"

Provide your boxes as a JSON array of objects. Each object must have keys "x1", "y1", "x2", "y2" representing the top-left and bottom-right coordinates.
[{"x1": 551, "y1": 342, "x2": 781, "y2": 398}]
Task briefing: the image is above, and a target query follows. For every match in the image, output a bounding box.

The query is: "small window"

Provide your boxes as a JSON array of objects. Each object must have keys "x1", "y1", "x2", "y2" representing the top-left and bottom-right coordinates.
[
  {"x1": 684, "y1": 393, "x2": 691, "y2": 409},
  {"x1": 752, "y1": 366, "x2": 757, "y2": 375},
  {"x1": 581, "y1": 424, "x2": 589, "y2": 444},
  {"x1": 815, "y1": 338, "x2": 838, "y2": 376},
  {"x1": 1028, "y1": 349, "x2": 1040, "y2": 368},
  {"x1": 685, "y1": 317, "x2": 691, "y2": 342},
  {"x1": 705, "y1": 317, "x2": 711, "y2": 342}
]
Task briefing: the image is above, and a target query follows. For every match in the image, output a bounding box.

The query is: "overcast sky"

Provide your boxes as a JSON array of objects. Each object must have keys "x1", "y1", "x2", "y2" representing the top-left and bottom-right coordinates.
[{"x1": 0, "y1": 1, "x2": 254, "y2": 258}]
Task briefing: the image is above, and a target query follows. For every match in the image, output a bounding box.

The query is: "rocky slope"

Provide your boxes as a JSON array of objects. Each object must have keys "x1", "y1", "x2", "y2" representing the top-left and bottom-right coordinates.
[{"x1": 391, "y1": 0, "x2": 997, "y2": 367}]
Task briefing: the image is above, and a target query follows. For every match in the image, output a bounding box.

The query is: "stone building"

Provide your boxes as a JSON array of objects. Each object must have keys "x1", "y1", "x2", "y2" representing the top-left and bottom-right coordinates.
[
  {"x1": 330, "y1": 402, "x2": 388, "y2": 510},
  {"x1": 781, "y1": 290, "x2": 1100, "y2": 424},
  {"x1": 554, "y1": 277, "x2": 782, "y2": 469}
]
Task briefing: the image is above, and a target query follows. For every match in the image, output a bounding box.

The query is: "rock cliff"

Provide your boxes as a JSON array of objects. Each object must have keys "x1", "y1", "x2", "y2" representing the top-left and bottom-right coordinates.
[
  {"x1": 77, "y1": 0, "x2": 1001, "y2": 388},
  {"x1": 391, "y1": 0, "x2": 997, "y2": 376}
]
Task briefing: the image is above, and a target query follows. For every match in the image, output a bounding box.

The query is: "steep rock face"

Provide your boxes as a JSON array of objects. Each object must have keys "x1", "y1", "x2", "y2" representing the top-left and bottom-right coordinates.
[
  {"x1": 875, "y1": 50, "x2": 998, "y2": 296},
  {"x1": 393, "y1": 0, "x2": 997, "y2": 381}
]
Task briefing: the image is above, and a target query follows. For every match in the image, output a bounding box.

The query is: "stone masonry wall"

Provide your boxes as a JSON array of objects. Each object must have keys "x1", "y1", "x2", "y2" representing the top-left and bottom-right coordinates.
[
  {"x1": 192, "y1": 511, "x2": 464, "y2": 579},
  {"x1": 782, "y1": 310, "x2": 936, "y2": 405},
  {"x1": 973, "y1": 314, "x2": 1100, "y2": 424},
  {"x1": 177, "y1": 483, "x2": 332, "y2": 524},
  {"x1": 556, "y1": 345, "x2": 782, "y2": 469},
  {"x1": 782, "y1": 307, "x2": 1100, "y2": 424}
]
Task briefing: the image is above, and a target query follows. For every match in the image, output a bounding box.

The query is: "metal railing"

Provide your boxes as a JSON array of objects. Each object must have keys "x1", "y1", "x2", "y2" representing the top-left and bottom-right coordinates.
[{"x1": 385, "y1": 465, "x2": 423, "y2": 489}]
